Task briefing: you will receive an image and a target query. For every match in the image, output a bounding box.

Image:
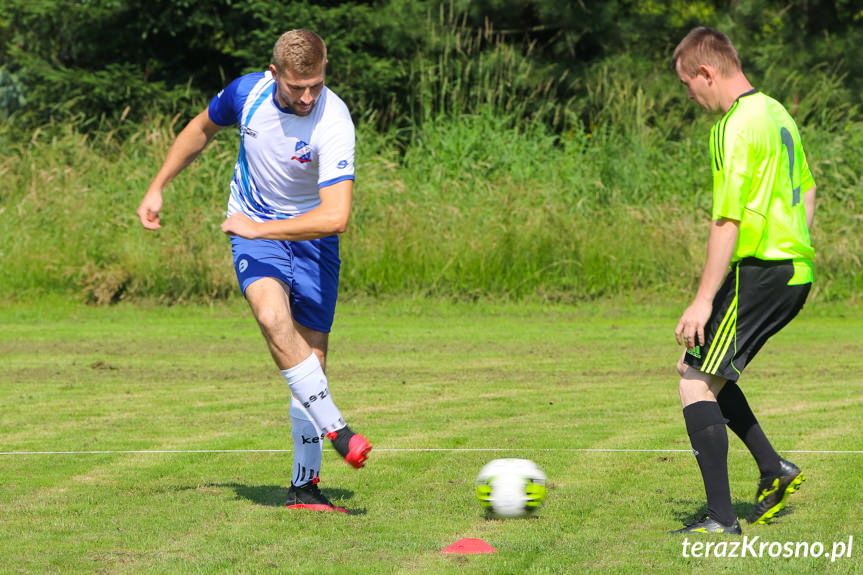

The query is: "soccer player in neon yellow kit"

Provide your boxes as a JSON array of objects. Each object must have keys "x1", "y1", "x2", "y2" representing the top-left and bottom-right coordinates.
[{"x1": 670, "y1": 28, "x2": 816, "y2": 534}]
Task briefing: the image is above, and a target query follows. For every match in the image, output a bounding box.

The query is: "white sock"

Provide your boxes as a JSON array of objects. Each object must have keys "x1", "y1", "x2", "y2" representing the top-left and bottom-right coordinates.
[
  {"x1": 281, "y1": 353, "x2": 346, "y2": 433},
  {"x1": 290, "y1": 397, "x2": 323, "y2": 487}
]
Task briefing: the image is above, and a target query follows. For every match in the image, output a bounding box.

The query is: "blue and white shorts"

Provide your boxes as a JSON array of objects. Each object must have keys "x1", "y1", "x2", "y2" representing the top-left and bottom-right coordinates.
[{"x1": 230, "y1": 235, "x2": 341, "y2": 333}]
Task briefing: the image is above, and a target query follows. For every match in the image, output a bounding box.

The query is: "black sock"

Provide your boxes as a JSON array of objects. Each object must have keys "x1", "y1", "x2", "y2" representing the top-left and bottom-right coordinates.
[
  {"x1": 683, "y1": 401, "x2": 735, "y2": 526},
  {"x1": 716, "y1": 382, "x2": 782, "y2": 477}
]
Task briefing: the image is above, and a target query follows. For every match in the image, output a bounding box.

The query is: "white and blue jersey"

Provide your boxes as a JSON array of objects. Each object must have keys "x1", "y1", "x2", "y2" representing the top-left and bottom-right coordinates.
[
  {"x1": 210, "y1": 72, "x2": 353, "y2": 333},
  {"x1": 208, "y1": 71, "x2": 355, "y2": 222}
]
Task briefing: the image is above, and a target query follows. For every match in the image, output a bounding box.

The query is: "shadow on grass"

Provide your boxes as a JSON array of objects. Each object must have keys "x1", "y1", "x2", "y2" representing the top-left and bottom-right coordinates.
[
  {"x1": 205, "y1": 483, "x2": 366, "y2": 515},
  {"x1": 669, "y1": 498, "x2": 799, "y2": 528},
  {"x1": 670, "y1": 500, "x2": 709, "y2": 526}
]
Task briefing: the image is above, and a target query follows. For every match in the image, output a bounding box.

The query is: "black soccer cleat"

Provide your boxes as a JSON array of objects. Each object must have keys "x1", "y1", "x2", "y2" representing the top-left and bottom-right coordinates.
[
  {"x1": 670, "y1": 515, "x2": 742, "y2": 534},
  {"x1": 747, "y1": 458, "x2": 805, "y2": 525},
  {"x1": 326, "y1": 425, "x2": 371, "y2": 469},
  {"x1": 285, "y1": 477, "x2": 347, "y2": 513}
]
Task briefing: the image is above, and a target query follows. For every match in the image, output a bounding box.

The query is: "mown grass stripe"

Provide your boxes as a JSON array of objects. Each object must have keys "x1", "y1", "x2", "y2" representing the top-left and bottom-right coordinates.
[{"x1": 5, "y1": 448, "x2": 863, "y2": 455}]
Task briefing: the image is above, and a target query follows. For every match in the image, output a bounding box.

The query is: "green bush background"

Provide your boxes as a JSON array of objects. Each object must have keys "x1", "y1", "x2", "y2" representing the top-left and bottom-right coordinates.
[{"x1": 1, "y1": 0, "x2": 860, "y2": 304}]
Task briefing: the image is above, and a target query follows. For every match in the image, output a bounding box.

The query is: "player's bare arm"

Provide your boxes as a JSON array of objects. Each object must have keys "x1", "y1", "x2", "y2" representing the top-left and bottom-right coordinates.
[
  {"x1": 221, "y1": 179, "x2": 352, "y2": 241},
  {"x1": 803, "y1": 185, "x2": 816, "y2": 232},
  {"x1": 675, "y1": 217, "x2": 739, "y2": 349},
  {"x1": 136, "y1": 109, "x2": 223, "y2": 230}
]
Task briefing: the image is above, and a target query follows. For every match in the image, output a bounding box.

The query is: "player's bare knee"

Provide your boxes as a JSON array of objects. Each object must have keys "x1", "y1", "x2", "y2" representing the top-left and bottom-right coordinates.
[
  {"x1": 678, "y1": 378, "x2": 704, "y2": 408},
  {"x1": 253, "y1": 304, "x2": 288, "y2": 335},
  {"x1": 677, "y1": 378, "x2": 688, "y2": 400},
  {"x1": 254, "y1": 309, "x2": 297, "y2": 355}
]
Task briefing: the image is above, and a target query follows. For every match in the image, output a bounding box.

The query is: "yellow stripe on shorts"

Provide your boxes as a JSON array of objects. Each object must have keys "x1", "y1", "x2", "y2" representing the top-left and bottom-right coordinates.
[
  {"x1": 702, "y1": 265, "x2": 741, "y2": 375},
  {"x1": 703, "y1": 299, "x2": 737, "y2": 374}
]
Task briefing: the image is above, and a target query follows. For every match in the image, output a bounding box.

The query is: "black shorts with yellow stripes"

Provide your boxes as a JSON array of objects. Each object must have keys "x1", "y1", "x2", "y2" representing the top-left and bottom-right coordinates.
[{"x1": 683, "y1": 258, "x2": 811, "y2": 382}]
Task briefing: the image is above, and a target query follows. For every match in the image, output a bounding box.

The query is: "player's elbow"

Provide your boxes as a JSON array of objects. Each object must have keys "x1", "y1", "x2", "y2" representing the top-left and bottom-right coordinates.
[
  {"x1": 328, "y1": 214, "x2": 349, "y2": 235},
  {"x1": 804, "y1": 186, "x2": 816, "y2": 211},
  {"x1": 803, "y1": 186, "x2": 816, "y2": 230}
]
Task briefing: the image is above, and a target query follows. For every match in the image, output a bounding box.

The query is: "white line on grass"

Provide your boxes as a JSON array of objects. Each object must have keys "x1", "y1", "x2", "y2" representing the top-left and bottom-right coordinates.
[{"x1": 2, "y1": 448, "x2": 863, "y2": 455}]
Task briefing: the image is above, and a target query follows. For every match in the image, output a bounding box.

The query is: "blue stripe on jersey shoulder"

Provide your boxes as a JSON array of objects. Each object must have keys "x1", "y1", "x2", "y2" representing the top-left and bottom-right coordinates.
[
  {"x1": 208, "y1": 72, "x2": 268, "y2": 127},
  {"x1": 243, "y1": 81, "x2": 275, "y2": 126}
]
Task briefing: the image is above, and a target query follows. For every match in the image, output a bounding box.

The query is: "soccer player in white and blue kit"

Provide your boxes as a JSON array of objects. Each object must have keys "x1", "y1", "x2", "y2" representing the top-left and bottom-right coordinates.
[{"x1": 137, "y1": 29, "x2": 371, "y2": 513}]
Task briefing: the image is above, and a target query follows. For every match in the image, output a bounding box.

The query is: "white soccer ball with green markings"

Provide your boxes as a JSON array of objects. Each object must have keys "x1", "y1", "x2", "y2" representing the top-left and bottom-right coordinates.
[{"x1": 475, "y1": 458, "x2": 547, "y2": 518}]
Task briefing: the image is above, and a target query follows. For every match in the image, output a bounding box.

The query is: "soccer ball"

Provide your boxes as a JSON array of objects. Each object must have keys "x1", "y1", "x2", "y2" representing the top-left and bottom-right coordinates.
[{"x1": 475, "y1": 458, "x2": 547, "y2": 518}]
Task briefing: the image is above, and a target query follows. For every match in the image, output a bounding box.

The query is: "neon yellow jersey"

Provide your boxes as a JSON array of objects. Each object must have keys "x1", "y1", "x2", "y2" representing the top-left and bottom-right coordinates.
[{"x1": 710, "y1": 90, "x2": 815, "y2": 284}]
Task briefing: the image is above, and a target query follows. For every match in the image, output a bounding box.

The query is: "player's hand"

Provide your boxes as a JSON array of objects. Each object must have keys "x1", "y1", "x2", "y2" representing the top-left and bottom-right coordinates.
[
  {"x1": 675, "y1": 298, "x2": 712, "y2": 349},
  {"x1": 221, "y1": 213, "x2": 260, "y2": 239},
  {"x1": 137, "y1": 189, "x2": 163, "y2": 230}
]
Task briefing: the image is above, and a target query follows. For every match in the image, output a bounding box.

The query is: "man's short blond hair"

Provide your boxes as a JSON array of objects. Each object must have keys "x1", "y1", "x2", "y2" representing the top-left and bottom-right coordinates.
[
  {"x1": 672, "y1": 27, "x2": 742, "y2": 78},
  {"x1": 272, "y1": 29, "x2": 327, "y2": 76}
]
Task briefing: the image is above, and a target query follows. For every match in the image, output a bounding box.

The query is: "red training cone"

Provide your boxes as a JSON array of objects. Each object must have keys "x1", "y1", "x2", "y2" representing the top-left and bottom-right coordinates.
[{"x1": 441, "y1": 538, "x2": 497, "y2": 554}]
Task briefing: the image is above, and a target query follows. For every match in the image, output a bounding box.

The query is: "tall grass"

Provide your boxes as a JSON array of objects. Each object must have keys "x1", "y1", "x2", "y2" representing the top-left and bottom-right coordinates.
[
  {"x1": 405, "y1": 6, "x2": 571, "y2": 133},
  {"x1": 0, "y1": 116, "x2": 236, "y2": 304},
  {"x1": 1, "y1": 19, "x2": 860, "y2": 305}
]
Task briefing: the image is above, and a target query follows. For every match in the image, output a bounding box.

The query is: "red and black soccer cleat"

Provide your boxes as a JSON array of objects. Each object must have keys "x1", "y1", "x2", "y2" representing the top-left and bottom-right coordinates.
[{"x1": 327, "y1": 426, "x2": 372, "y2": 469}]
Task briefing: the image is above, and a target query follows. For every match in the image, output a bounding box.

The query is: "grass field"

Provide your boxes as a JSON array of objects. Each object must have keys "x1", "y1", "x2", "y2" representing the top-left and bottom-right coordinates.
[{"x1": 1, "y1": 297, "x2": 861, "y2": 574}]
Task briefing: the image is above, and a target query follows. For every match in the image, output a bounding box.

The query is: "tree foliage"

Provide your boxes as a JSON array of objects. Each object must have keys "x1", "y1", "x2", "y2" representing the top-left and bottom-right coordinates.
[{"x1": 1, "y1": 0, "x2": 861, "y2": 132}]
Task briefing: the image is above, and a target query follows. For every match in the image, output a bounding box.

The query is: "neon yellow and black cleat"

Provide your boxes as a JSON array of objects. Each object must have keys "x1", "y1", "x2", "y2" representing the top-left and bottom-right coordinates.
[
  {"x1": 670, "y1": 516, "x2": 742, "y2": 534},
  {"x1": 747, "y1": 458, "x2": 805, "y2": 525}
]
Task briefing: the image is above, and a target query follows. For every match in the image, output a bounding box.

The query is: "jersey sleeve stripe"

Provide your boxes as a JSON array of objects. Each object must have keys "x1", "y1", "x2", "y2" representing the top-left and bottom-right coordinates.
[
  {"x1": 242, "y1": 81, "x2": 275, "y2": 126},
  {"x1": 318, "y1": 175, "x2": 355, "y2": 189},
  {"x1": 208, "y1": 72, "x2": 267, "y2": 127},
  {"x1": 712, "y1": 122, "x2": 724, "y2": 172},
  {"x1": 714, "y1": 101, "x2": 740, "y2": 173},
  {"x1": 715, "y1": 116, "x2": 727, "y2": 171},
  {"x1": 710, "y1": 125, "x2": 720, "y2": 172}
]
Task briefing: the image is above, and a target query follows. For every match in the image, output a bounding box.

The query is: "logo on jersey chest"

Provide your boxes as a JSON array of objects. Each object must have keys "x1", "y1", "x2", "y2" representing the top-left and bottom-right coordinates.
[
  {"x1": 240, "y1": 125, "x2": 258, "y2": 138},
  {"x1": 291, "y1": 140, "x2": 312, "y2": 163}
]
